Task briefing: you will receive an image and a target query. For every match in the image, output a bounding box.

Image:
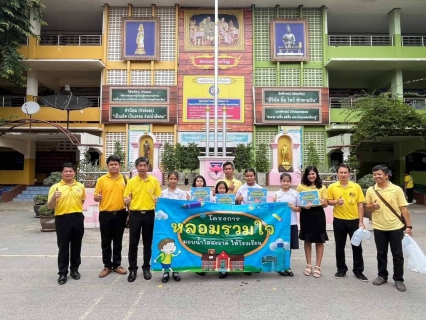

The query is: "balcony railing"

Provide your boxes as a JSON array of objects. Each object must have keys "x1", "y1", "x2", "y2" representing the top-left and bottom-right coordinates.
[
  {"x1": 329, "y1": 97, "x2": 426, "y2": 110},
  {"x1": 39, "y1": 35, "x2": 102, "y2": 46},
  {"x1": 0, "y1": 96, "x2": 100, "y2": 107},
  {"x1": 328, "y1": 35, "x2": 393, "y2": 46},
  {"x1": 401, "y1": 36, "x2": 426, "y2": 47}
]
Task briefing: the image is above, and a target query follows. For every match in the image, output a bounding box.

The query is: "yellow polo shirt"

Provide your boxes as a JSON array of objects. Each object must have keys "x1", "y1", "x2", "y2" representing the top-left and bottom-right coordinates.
[
  {"x1": 48, "y1": 180, "x2": 86, "y2": 216},
  {"x1": 327, "y1": 181, "x2": 365, "y2": 220},
  {"x1": 365, "y1": 182, "x2": 408, "y2": 231},
  {"x1": 404, "y1": 175, "x2": 413, "y2": 189},
  {"x1": 123, "y1": 174, "x2": 161, "y2": 211},
  {"x1": 94, "y1": 173, "x2": 126, "y2": 211},
  {"x1": 296, "y1": 184, "x2": 327, "y2": 206},
  {"x1": 218, "y1": 176, "x2": 242, "y2": 194}
]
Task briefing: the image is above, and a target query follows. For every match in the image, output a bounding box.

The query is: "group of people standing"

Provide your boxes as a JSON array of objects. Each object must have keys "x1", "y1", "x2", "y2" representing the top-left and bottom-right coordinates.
[{"x1": 47, "y1": 158, "x2": 413, "y2": 292}]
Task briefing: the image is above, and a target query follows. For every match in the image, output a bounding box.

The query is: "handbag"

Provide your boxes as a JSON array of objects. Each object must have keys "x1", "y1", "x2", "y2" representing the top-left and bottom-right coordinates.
[{"x1": 373, "y1": 188, "x2": 406, "y2": 228}]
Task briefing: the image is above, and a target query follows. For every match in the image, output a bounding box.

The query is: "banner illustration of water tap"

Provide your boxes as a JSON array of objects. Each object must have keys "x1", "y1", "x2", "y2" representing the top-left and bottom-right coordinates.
[{"x1": 152, "y1": 199, "x2": 291, "y2": 273}]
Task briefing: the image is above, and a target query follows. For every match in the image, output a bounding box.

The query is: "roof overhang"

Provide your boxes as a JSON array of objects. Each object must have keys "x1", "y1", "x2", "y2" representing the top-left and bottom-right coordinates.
[
  {"x1": 325, "y1": 58, "x2": 426, "y2": 71},
  {"x1": 22, "y1": 59, "x2": 105, "y2": 72}
]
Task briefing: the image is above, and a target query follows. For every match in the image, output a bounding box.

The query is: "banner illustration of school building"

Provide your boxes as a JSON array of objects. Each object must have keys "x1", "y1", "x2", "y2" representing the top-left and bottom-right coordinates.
[{"x1": 152, "y1": 199, "x2": 291, "y2": 273}]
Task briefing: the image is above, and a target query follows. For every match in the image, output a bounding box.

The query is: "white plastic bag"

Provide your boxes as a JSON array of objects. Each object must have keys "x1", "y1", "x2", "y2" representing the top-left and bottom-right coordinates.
[{"x1": 402, "y1": 235, "x2": 426, "y2": 274}]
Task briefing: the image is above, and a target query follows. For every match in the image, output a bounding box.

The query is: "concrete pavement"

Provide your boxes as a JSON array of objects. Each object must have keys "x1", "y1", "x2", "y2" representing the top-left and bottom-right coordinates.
[{"x1": 0, "y1": 203, "x2": 426, "y2": 320}]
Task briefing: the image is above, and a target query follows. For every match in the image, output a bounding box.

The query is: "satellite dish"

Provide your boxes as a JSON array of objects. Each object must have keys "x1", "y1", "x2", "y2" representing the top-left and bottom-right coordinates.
[{"x1": 21, "y1": 102, "x2": 40, "y2": 115}]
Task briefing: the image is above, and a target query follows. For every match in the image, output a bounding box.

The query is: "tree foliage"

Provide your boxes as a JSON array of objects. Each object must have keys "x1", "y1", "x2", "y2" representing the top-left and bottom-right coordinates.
[
  {"x1": 305, "y1": 141, "x2": 320, "y2": 167},
  {"x1": 186, "y1": 142, "x2": 200, "y2": 172},
  {"x1": 254, "y1": 143, "x2": 270, "y2": 173},
  {"x1": 161, "y1": 142, "x2": 177, "y2": 173},
  {"x1": 343, "y1": 152, "x2": 360, "y2": 171},
  {"x1": 233, "y1": 143, "x2": 254, "y2": 172},
  {"x1": 113, "y1": 141, "x2": 126, "y2": 164},
  {"x1": 343, "y1": 92, "x2": 426, "y2": 144},
  {"x1": 174, "y1": 143, "x2": 188, "y2": 171},
  {"x1": 0, "y1": 0, "x2": 46, "y2": 86}
]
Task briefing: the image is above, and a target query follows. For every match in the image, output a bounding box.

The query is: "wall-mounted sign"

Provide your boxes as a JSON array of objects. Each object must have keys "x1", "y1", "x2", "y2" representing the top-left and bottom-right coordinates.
[
  {"x1": 110, "y1": 106, "x2": 169, "y2": 122},
  {"x1": 178, "y1": 131, "x2": 252, "y2": 147},
  {"x1": 263, "y1": 107, "x2": 321, "y2": 123},
  {"x1": 110, "y1": 87, "x2": 169, "y2": 103},
  {"x1": 190, "y1": 54, "x2": 242, "y2": 69},
  {"x1": 263, "y1": 89, "x2": 321, "y2": 105}
]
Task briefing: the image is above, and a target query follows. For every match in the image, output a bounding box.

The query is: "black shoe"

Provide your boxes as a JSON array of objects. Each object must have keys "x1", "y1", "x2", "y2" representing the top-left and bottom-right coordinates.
[
  {"x1": 286, "y1": 269, "x2": 294, "y2": 277},
  {"x1": 70, "y1": 271, "x2": 81, "y2": 280},
  {"x1": 354, "y1": 273, "x2": 369, "y2": 282},
  {"x1": 128, "y1": 270, "x2": 137, "y2": 282},
  {"x1": 219, "y1": 272, "x2": 227, "y2": 279},
  {"x1": 58, "y1": 275, "x2": 67, "y2": 285},
  {"x1": 244, "y1": 272, "x2": 252, "y2": 276},
  {"x1": 335, "y1": 271, "x2": 346, "y2": 279},
  {"x1": 196, "y1": 272, "x2": 206, "y2": 276},
  {"x1": 162, "y1": 272, "x2": 170, "y2": 283},
  {"x1": 172, "y1": 272, "x2": 181, "y2": 281},
  {"x1": 278, "y1": 271, "x2": 288, "y2": 276},
  {"x1": 143, "y1": 269, "x2": 152, "y2": 280}
]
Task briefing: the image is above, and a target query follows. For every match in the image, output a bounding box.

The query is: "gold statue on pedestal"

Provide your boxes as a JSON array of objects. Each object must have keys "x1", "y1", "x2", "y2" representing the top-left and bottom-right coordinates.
[
  {"x1": 135, "y1": 24, "x2": 146, "y2": 55},
  {"x1": 280, "y1": 142, "x2": 292, "y2": 171}
]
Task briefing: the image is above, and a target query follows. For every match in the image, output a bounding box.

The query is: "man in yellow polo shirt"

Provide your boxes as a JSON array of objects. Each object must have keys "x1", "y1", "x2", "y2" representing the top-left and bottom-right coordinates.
[
  {"x1": 124, "y1": 156, "x2": 161, "y2": 282},
  {"x1": 404, "y1": 170, "x2": 414, "y2": 204},
  {"x1": 218, "y1": 161, "x2": 242, "y2": 194},
  {"x1": 327, "y1": 164, "x2": 367, "y2": 282},
  {"x1": 48, "y1": 163, "x2": 86, "y2": 285},
  {"x1": 94, "y1": 155, "x2": 128, "y2": 278},
  {"x1": 366, "y1": 165, "x2": 412, "y2": 292}
]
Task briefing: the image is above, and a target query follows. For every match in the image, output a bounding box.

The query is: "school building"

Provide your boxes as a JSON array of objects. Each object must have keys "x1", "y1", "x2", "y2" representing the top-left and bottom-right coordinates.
[{"x1": 1, "y1": 0, "x2": 426, "y2": 187}]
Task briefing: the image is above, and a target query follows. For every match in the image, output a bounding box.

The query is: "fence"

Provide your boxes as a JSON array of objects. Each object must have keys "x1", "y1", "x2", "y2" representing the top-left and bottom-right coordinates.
[
  {"x1": 39, "y1": 35, "x2": 102, "y2": 46},
  {"x1": 328, "y1": 35, "x2": 393, "y2": 46}
]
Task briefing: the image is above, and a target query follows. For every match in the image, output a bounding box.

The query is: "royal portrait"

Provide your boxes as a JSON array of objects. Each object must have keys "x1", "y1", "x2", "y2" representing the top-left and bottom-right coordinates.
[
  {"x1": 121, "y1": 17, "x2": 160, "y2": 61},
  {"x1": 184, "y1": 10, "x2": 245, "y2": 51},
  {"x1": 270, "y1": 19, "x2": 309, "y2": 62}
]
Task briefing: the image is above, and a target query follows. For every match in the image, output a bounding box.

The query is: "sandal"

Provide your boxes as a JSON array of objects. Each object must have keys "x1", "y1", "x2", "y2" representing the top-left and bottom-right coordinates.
[
  {"x1": 313, "y1": 266, "x2": 321, "y2": 278},
  {"x1": 304, "y1": 265, "x2": 312, "y2": 276},
  {"x1": 161, "y1": 272, "x2": 169, "y2": 283},
  {"x1": 172, "y1": 272, "x2": 181, "y2": 281}
]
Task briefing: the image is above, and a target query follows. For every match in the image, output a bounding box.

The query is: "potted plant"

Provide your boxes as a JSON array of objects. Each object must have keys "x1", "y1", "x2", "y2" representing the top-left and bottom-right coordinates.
[
  {"x1": 33, "y1": 194, "x2": 48, "y2": 218},
  {"x1": 43, "y1": 172, "x2": 62, "y2": 186},
  {"x1": 255, "y1": 143, "x2": 270, "y2": 185},
  {"x1": 39, "y1": 205, "x2": 55, "y2": 232},
  {"x1": 357, "y1": 173, "x2": 375, "y2": 220}
]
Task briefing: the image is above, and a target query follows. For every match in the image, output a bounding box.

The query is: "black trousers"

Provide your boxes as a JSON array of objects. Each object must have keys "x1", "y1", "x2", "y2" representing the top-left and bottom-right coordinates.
[
  {"x1": 406, "y1": 188, "x2": 413, "y2": 203},
  {"x1": 374, "y1": 228, "x2": 404, "y2": 282},
  {"x1": 55, "y1": 213, "x2": 85, "y2": 276},
  {"x1": 99, "y1": 209, "x2": 127, "y2": 269},
  {"x1": 333, "y1": 217, "x2": 364, "y2": 274},
  {"x1": 128, "y1": 210, "x2": 155, "y2": 271}
]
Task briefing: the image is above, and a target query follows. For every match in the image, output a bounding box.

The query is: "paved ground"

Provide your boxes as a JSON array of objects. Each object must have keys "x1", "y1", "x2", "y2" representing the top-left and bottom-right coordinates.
[{"x1": 1, "y1": 201, "x2": 426, "y2": 319}]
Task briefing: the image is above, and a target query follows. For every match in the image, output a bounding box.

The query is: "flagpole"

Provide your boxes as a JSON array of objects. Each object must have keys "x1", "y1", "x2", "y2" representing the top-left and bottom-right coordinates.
[{"x1": 213, "y1": 0, "x2": 219, "y2": 156}]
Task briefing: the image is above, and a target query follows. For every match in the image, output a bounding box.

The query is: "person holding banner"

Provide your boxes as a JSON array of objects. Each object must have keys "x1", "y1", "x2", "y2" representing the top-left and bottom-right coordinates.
[
  {"x1": 124, "y1": 157, "x2": 162, "y2": 283},
  {"x1": 236, "y1": 168, "x2": 263, "y2": 205},
  {"x1": 94, "y1": 155, "x2": 128, "y2": 279},
  {"x1": 273, "y1": 173, "x2": 301, "y2": 277},
  {"x1": 161, "y1": 172, "x2": 190, "y2": 200},
  {"x1": 296, "y1": 166, "x2": 329, "y2": 279}
]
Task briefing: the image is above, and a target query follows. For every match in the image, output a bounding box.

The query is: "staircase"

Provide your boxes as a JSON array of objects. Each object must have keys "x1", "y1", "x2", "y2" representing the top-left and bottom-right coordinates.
[{"x1": 13, "y1": 186, "x2": 50, "y2": 202}]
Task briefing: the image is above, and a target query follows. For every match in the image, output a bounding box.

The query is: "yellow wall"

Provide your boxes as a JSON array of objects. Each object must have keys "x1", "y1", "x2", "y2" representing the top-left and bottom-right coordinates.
[
  {"x1": 0, "y1": 159, "x2": 35, "y2": 185},
  {"x1": 1, "y1": 107, "x2": 100, "y2": 123},
  {"x1": 34, "y1": 46, "x2": 103, "y2": 60}
]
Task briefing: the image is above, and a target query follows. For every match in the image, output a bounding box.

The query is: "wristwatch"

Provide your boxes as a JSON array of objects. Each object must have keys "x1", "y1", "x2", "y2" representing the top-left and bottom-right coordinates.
[{"x1": 406, "y1": 225, "x2": 413, "y2": 229}]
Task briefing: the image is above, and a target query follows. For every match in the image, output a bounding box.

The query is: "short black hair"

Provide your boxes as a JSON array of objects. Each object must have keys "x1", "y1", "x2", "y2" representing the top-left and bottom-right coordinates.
[
  {"x1": 62, "y1": 162, "x2": 75, "y2": 172},
  {"x1": 372, "y1": 165, "x2": 389, "y2": 174},
  {"x1": 244, "y1": 168, "x2": 256, "y2": 176},
  {"x1": 135, "y1": 157, "x2": 149, "y2": 166},
  {"x1": 336, "y1": 164, "x2": 351, "y2": 173},
  {"x1": 106, "y1": 155, "x2": 121, "y2": 164},
  {"x1": 223, "y1": 161, "x2": 235, "y2": 169}
]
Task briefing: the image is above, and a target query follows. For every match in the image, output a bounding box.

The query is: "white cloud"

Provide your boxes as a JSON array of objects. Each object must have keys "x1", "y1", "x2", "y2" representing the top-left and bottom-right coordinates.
[{"x1": 155, "y1": 210, "x2": 168, "y2": 220}]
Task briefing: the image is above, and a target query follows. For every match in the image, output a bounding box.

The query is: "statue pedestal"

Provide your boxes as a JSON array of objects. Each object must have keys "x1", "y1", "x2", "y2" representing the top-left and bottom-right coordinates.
[
  {"x1": 199, "y1": 156, "x2": 235, "y2": 187},
  {"x1": 268, "y1": 170, "x2": 301, "y2": 187},
  {"x1": 278, "y1": 165, "x2": 294, "y2": 172}
]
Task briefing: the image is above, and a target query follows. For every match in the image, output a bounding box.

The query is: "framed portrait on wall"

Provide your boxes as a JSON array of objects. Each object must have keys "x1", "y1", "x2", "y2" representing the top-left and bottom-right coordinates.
[
  {"x1": 121, "y1": 17, "x2": 160, "y2": 61},
  {"x1": 184, "y1": 10, "x2": 245, "y2": 51},
  {"x1": 270, "y1": 18, "x2": 309, "y2": 62}
]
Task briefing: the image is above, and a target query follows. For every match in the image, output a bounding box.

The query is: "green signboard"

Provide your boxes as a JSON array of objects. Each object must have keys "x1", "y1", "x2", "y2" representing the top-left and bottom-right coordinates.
[
  {"x1": 110, "y1": 106, "x2": 168, "y2": 121},
  {"x1": 263, "y1": 89, "x2": 320, "y2": 105},
  {"x1": 263, "y1": 107, "x2": 321, "y2": 123},
  {"x1": 111, "y1": 88, "x2": 168, "y2": 103}
]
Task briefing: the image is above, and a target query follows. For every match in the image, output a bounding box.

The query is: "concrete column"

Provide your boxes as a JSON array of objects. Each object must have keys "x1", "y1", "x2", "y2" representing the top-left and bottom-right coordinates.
[
  {"x1": 391, "y1": 69, "x2": 403, "y2": 99},
  {"x1": 341, "y1": 147, "x2": 351, "y2": 161},
  {"x1": 30, "y1": 10, "x2": 41, "y2": 36},
  {"x1": 269, "y1": 143, "x2": 279, "y2": 172},
  {"x1": 26, "y1": 70, "x2": 38, "y2": 102},
  {"x1": 78, "y1": 146, "x2": 89, "y2": 163},
  {"x1": 388, "y1": 8, "x2": 402, "y2": 56},
  {"x1": 28, "y1": 9, "x2": 41, "y2": 59}
]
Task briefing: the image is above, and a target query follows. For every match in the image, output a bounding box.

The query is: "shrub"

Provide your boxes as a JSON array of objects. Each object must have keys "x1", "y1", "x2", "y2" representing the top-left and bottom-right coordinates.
[
  {"x1": 33, "y1": 194, "x2": 48, "y2": 205},
  {"x1": 38, "y1": 205, "x2": 54, "y2": 216}
]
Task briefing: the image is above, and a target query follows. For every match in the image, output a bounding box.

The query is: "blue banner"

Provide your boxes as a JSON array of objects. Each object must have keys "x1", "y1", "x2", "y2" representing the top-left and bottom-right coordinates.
[{"x1": 152, "y1": 199, "x2": 292, "y2": 273}]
